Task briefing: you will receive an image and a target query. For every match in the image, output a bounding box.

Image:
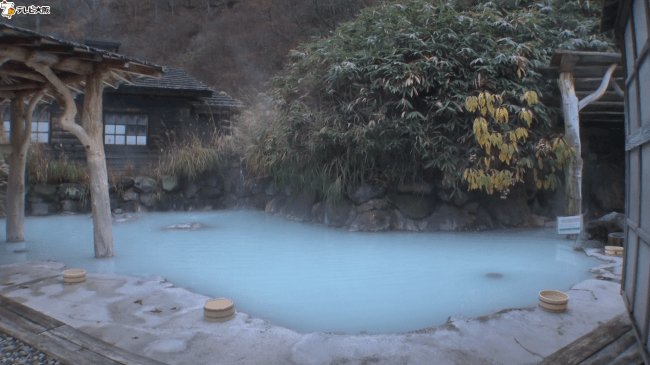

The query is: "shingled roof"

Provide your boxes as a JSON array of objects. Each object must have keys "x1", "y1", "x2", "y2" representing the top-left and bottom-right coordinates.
[
  {"x1": 128, "y1": 66, "x2": 243, "y2": 111},
  {"x1": 132, "y1": 66, "x2": 213, "y2": 92},
  {"x1": 200, "y1": 94, "x2": 244, "y2": 109}
]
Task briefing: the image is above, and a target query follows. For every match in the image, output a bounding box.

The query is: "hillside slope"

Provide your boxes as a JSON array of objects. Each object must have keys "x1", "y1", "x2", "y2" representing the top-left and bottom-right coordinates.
[{"x1": 1, "y1": 0, "x2": 374, "y2": 97}]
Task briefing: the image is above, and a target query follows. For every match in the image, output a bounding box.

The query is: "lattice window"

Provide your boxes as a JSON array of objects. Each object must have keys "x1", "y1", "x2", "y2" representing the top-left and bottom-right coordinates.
[
  {"x1": 1, "y1": 107, "x2": 50, "y2": 143},
  {"x1": 104, "y1": 113, "x2": 148, "y2": 146}
]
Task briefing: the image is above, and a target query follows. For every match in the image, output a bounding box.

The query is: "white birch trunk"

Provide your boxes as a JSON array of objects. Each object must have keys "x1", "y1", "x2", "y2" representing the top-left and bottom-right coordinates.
[{"x1": 559, "y1": 72, "x2": 582, "y2": 216}]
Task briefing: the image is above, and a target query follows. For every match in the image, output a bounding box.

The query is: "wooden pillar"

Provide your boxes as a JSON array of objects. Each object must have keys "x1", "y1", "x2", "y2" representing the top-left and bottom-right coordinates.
[
  {"x1": 558, "y1": 54, "x2": 582, "y2": 216},
  {"x1": 83, "y1": 66, "x2": 114, "y2": 258},
  {"x1": 6, "y1": 94, "x2": 27, "y2": 242},
  {"x1": 6, "y1": 91, "x2": 43, "y2": 242},
  {"x1": 27, "y1": 62, "x2": 114, "y2": 258}
]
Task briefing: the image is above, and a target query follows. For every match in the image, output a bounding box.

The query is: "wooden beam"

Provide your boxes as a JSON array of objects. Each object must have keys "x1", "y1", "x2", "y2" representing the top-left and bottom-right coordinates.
[
  {"x1": 539, "y1": 314, "x2": 633, "y2": 364},
  {"x1": 576, "y1": 91, "x2": 624, "y2": 102},
  {"x1": 109, "y1": 70, "x2": 132, "y2": 85},
  {"x1": 539, "y1": 65, "x2": 626, "y2": 79},
  {"x1": 0, "y1": 45, "x2": 94, "y2": 75},
  {"x1": 38, "y1": 44, "x2": 75, "y2": 55},
  {"x1": 610, "y1": 78, "x2": 625, "y2": 98},
  {"x1": 26, "y1": 62, "x2": 91, "y2": 148},
  {"x1": 0, "y1": 62, "x2": 47, "y2": 82},
  {"x1": 101, "y1": 58, "x2": 163, "y2": 78},
  {"x1": 0, "y1": 83, "x2": 42, "y2": 91},
  {"x1": 580, "y1": 101, "x2": 625, "y2": 112},
  {"x1": 0, "y1": 36, "x2": 42, "y2": 46},
  {"x1": 575, "y1": 77, "x2": 627, "y2": 91},
  {"x1": 0, "y1": 91, "x2": 16, "y2": 100},
  {"x1": 579, "y1": 64, "x2": 618, "y2": 111},
  {"x1": 579, "y1": 111, "x2": 625, "y2": 121},
  {"x1": 551, "y1": 51, "x2": 622, "y2": 67},
  {"x1": 52, "y1": 57, "x2": 93, "y2": 75},
  {"x1": 627, "y1": 123, "x2": 650, "y2": 151},
  {"x1": 559, "y1": 54, "x2": 580, "y2": 73}
]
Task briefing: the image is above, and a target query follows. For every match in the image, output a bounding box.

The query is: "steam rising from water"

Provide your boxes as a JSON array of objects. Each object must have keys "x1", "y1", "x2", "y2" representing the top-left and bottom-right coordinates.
[{"x1": 0, "y1": 211, "x2": 598, "y2": 334}]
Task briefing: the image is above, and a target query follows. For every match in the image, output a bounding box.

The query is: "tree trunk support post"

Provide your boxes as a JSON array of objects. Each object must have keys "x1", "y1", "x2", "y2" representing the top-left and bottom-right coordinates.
[
  {"x1": 6, "y1": 90, "x2": 44, "y2": 242},
  {"x1": 83, "y1": 66, "x2": 114, "y2": 258},
  {"x1": 27, "y1": 62, "x2": 114, "y2": 258},
  {"x1": 558, "y1": 54, "x2": 582, "y2": 217}
]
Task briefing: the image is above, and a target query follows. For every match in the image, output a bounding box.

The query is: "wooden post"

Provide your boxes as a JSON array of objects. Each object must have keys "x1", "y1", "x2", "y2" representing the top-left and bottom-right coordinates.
[
  {"x1": 6, "y1": 90, "x2": 44, "y2": 242},
  {"x1": 27, "y1": 62, "x2": 114, "y2": 258},
  {"x1": 82, "y1": 66, "x2": 114, "y2": 258},
  {"x1": 6, "y1": 93, "x2": 27, "y2": 242},
  {"x1": 558, "y1": 54, "x2": 582, "y2": 216}
]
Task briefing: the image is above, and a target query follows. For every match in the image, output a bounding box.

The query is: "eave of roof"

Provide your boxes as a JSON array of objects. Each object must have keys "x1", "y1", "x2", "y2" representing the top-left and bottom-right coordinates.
[
  {"x1": 0, "y1": 23, "x2": 163, "y2": 73},
  {"x1": 132, "y1": 67, "x2": 213, "y2": 92}
]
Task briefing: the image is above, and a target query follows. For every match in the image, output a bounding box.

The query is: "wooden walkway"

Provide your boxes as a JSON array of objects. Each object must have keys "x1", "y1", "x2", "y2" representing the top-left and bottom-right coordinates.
[
  {"x1": 539, "y1": 313, "x2": 646, "y2": 365},
  {"x1": 0, "y1": 295, "x2": 167, "y2": 365}
]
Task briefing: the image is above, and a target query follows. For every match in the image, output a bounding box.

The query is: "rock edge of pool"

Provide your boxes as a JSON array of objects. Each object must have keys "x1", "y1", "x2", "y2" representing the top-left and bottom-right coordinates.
[{"x1": 0, "y1": 249, "x2": 625, "y2": 365}]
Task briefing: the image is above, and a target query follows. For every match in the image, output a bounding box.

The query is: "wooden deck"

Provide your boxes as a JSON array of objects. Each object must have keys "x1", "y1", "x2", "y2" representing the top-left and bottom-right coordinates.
[
  {"x1": 539, "y1": 313, "x2": 646, "y2": 365},
  {"x1": 0, "y1": 295, "x2": 167, "y2": 365}
]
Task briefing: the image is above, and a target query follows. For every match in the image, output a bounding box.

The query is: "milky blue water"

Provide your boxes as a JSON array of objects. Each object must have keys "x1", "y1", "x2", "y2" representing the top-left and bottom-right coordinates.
[{"x1": 0, "y1": 211, "x2": 599, "y2": 334}]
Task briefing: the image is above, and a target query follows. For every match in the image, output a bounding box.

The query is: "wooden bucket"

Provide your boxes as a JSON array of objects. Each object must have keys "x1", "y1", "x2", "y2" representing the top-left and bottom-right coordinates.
[
  {"x1": 608, "y1": 232, "x2": 624, "y2": 246},
  {"x1": 62, "y1": 269, "x2": 86, "y2": 284},
  {"x1": 539, "y1": 290, "x2": 569, "y2": 313},
  {"x1": 605, "y1": 246, "x2": 624, "y2": 257},
  {"x1": 204, "y1": 299, "x2": 235, "y2": 322}
]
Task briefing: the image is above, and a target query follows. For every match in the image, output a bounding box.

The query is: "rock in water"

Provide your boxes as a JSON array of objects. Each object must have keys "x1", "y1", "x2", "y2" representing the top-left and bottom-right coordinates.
[
  {"x1": 585, "y1": 212, "x2": 625, "y2": 243},
  {"x1": 166, "y1": 222, "x2": 202, "y2": 230}
]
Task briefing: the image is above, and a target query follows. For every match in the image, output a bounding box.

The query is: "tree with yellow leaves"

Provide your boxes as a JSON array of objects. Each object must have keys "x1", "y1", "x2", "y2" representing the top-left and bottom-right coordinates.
[{"x1": 463, "y1": 90, "x2": 576, "y2": 197}]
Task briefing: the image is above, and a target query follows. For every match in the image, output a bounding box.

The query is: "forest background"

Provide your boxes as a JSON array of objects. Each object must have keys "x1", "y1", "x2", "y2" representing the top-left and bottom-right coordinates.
[{"x1": 1, "y1": 0, "x2": 377, "y2": 97}]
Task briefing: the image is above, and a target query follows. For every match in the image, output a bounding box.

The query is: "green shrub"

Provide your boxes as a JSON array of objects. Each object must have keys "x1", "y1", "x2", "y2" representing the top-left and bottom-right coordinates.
[{"x1": 250, "y1": 0, "x2": 614, "y2": 201}]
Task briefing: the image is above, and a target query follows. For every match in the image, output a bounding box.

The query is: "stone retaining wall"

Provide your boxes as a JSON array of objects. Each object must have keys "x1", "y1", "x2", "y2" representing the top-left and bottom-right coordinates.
[{"x1": 23, "y1": 159, "x2": 568, "y2": 232}]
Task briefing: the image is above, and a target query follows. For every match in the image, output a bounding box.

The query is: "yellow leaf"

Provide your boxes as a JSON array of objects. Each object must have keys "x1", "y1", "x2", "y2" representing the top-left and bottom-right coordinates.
[
  {"x1": 509, "y1": 132, "x2": 516, "y2": 143},
  {"x1": 536, "y1": 180, "x2": 542, "y2": 189},
  {"x1": 481, "y1": 107, "x2": 487, "y2": 116}
]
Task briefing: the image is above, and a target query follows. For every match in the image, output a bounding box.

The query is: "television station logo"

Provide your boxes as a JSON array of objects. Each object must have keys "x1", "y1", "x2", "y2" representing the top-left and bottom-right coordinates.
[{"x1": 1, "y1": 1, "x2": 50, "y2": 19}]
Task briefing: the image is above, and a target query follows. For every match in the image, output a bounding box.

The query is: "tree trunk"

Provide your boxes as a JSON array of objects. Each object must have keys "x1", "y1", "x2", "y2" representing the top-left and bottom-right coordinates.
[
  {"x1": 6, "y1": 91, "x2": 43, "y2": 242},
  {"x1": 26, "y1": 62, "x2": 114, "y2": 258},
  {"x1": 83, "y1": 68, "x2": 114, "y2": 258},
  {"x1": 6, "y1": 95, "x2": 26, "y2": 242},
  {"x1": 559, "y1": 72, "x2": 582, "y2": 216}
]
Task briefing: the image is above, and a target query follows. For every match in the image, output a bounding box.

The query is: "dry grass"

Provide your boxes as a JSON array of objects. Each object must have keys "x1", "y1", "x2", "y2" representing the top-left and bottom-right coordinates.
[
  {"x1": 226, "y1": 90, "x2": 281, "y2": 157},
  {"x1": 26, "y1": 144, "x2": 88, "y2": 185},
  {"x1": 156, "y1": 133, "x2": 228, "y2": 182}
]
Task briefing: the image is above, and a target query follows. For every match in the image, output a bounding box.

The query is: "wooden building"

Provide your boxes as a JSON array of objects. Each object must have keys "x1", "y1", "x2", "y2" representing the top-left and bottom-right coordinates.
[
  {"x1": 602, "y1": 0, "x2": 650, "y2": 362},
  {"x1": 48, "y1": 66, "x2": 242, "y2": 171},
  {"x1": 1, "y1": 37, "x2": 242, "y2": 172}
]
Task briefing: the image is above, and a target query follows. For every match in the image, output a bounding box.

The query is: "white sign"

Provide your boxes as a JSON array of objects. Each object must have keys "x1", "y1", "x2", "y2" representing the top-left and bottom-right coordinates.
[{"x1": 557, "y1": 214, "x2": 583, "y2": 235}]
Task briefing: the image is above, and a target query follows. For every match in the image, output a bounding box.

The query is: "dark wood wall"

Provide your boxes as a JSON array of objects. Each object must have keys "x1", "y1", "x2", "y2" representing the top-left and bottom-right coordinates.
[{"x1": 48, "y1": 92, "x2": 227, "y2": 173}]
